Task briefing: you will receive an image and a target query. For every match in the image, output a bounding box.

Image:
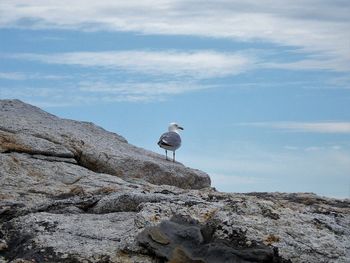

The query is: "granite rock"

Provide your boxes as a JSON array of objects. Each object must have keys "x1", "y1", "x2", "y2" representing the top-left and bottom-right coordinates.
[
  {"x1": 0, "y1": 100, "x2": 349, "y2": 263},
  {"x1": 0, "y1": 99, "x2": 210, "y2": 189}
]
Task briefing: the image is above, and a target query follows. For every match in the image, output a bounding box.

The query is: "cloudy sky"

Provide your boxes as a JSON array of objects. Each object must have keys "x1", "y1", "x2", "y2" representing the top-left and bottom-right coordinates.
[{"x1": 1, "y1": 0, "x2": 350, "y2": 198}]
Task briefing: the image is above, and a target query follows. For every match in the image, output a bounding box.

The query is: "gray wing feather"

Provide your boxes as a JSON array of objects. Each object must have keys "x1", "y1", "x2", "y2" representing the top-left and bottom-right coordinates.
[{"x1": 158, "y1": 132, "x2": 181, "y2": 150}]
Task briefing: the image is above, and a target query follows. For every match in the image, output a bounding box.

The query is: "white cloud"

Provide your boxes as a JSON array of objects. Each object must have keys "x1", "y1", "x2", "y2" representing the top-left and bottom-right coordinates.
[
  {"x1": 264, "y1": 57, "x2": 350, "y2": 72},
  {"x1": 10, "y1": 50, "x2": 254, "y2": 79},
  {"x1": 0, "y1": 71, "x2": 67, "y2": 80},
  {"x1": 328, "y1": 76, "x2": 350, "y2": 88},
  {"x1": 240, "y1": 122, "x2": 350, "y2": 134},
  {"x1": 2, "y1": 50, "x2": 229, "y2": 103},
  {"x1": 285, "y1": 145, "x2": 344, "y2": 152},
  {"x1": 0, "y1": 86, "x2": 77, "y2": 106},
  {"x1": 331, "y1": 145, "x2": 342, "y2": 150},
  {"x1": 284, "y1": 146, "x2": 299, "y2": 151},
  {"x1": 1, "y1": 0, "x2": 349, "y2": 71},
  {"x1": 305, "y1": 146, "x2": 323, "y2": 152},
  {"x1": 0, "y1": 72, "x2": 26, "y2": 80},
  {"x1": 0, "y1": 79, "x2": 213, "y2": 106},
  {"x1": 78, "y1": 80, "x2": 211, "y2": 96}
]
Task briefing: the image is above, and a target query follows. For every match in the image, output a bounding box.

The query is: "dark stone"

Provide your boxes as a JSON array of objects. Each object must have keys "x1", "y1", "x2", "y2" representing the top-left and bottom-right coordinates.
[
  {"x1": 261, "y1": 208, "x2": 280, "y2": 220},
  {"x1": 0, "y1": 203, "x2": 27, "y2": 223},
  {"x1": 137, "y1": 215, "x2": 291, "y2": 263}
]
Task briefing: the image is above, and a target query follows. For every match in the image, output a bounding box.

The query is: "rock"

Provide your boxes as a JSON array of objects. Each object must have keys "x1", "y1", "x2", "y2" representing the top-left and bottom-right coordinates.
[
  {"x1": 0, "y1": 240, "x2": 7, "y2": 252},
  {"x1": 137, "y1": 215, "x2": 289, "y2": 263},
  {"x1": 0, "y1": 130, "x2": 74, "y2": 158},
  {"x1": 0, "y1": 99, "x2": 349, "y2": 263},
  {"x1": 0, "y1": 99, "x2": 210, "y2": 189},
  {"x1": 3, "y1": 212, "x2": 137, "y2": 262}
]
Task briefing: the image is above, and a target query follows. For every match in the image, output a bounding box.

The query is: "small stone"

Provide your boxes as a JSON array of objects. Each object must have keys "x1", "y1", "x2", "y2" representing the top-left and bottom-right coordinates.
[
  {"x1": 264, "y1": 234, "x2": 280, "y2": 245},
  {"x1": 148, "y1": 228, "x2": 170, "y2": 245},
  {"x1": 69, "y1": 186, "x2": 85, "y2": 196},
  {"x1": 0, "y1": 240, "x2": 8, "y2": 251},
  {"x1": 61, "y1": 254, "x2": 69, "y2": 259}
]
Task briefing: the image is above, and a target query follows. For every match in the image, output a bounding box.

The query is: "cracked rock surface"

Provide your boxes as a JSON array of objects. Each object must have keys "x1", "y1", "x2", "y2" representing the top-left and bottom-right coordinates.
[{"x1": 0, "y1": 99, "x2": 349, "y2": 263}]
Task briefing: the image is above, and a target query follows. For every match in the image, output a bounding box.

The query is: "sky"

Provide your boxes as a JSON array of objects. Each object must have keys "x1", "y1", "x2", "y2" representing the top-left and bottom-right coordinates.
[{"x1": 0, "y1": 1, "x2": 350, "y2": 198}]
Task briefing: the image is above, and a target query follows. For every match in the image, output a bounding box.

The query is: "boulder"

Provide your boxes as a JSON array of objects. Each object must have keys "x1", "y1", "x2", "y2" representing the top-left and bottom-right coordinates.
[{"x1": 0, "y1": 99, "x2": 210, "y2": 189}]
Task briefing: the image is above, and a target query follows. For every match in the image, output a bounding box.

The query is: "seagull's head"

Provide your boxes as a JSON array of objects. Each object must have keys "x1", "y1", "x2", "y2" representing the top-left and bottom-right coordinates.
[{"x1": 168, "y1": 122, "x2": 184, "y2": 133}]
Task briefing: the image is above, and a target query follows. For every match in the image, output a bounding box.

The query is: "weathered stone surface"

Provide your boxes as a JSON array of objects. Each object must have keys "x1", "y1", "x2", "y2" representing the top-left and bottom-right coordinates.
[
  {"x1": 0, "y1": 100, "x2": 349, "y2": 263},
  {"x1": 0, "y1": 99, "x2": 210, "y2": 189},
  {"x1": 3, "y1": 212, "x2": 138, "y2": 262},
  {"x1": 2, "y1": 175, "x2": 349, "y2": 263},
  {"x1": 0, "y1": 130, "x2": 74, "y2": 158}
]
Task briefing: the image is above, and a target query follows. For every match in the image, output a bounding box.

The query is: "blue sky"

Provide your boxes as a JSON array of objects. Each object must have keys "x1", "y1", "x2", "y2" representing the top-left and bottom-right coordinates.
[{"x1": 1, "y1": 1, "x2": 350, "y2": 198}]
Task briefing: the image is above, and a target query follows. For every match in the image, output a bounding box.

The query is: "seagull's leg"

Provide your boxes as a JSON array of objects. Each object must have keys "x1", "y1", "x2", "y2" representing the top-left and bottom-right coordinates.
[
  {"x1": 173, "y1": 151, "x2": 175, "y2": 162},
  {"x1": 165, "y1": 150, "x2": 168, "y2": 160}
]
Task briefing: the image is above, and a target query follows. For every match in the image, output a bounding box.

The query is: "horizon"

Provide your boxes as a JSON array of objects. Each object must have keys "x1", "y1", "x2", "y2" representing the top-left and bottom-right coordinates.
[{"x1": 0, "y1": 1, "x2": 349, "y2": 198}]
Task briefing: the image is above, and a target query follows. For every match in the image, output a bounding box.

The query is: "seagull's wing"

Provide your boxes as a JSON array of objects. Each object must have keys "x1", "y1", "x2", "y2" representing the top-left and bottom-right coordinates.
[{"x1": 158, "y1": 132, "x2": 181, "y2": 150}]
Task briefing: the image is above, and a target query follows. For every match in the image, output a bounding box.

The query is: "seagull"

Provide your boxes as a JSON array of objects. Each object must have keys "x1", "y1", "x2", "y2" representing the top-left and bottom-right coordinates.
[{"x1": 158, "y1": 122, "x2": 184, "y2": 162}]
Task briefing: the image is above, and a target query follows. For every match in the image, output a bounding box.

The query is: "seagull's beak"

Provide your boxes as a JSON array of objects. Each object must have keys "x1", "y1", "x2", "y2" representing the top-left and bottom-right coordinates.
[{"x1": 178, "y1": 126, "x2": 184, "y2": 130}]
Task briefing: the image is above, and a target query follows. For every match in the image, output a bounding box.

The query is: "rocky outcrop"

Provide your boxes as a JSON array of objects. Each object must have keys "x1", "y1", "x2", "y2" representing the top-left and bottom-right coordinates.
[
  {"x1": 0, "y1": 99, "x2": 210, "y2": 189},
  {"x1": 0, "y1": 100, "x2": 349, "y2": 263}
]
